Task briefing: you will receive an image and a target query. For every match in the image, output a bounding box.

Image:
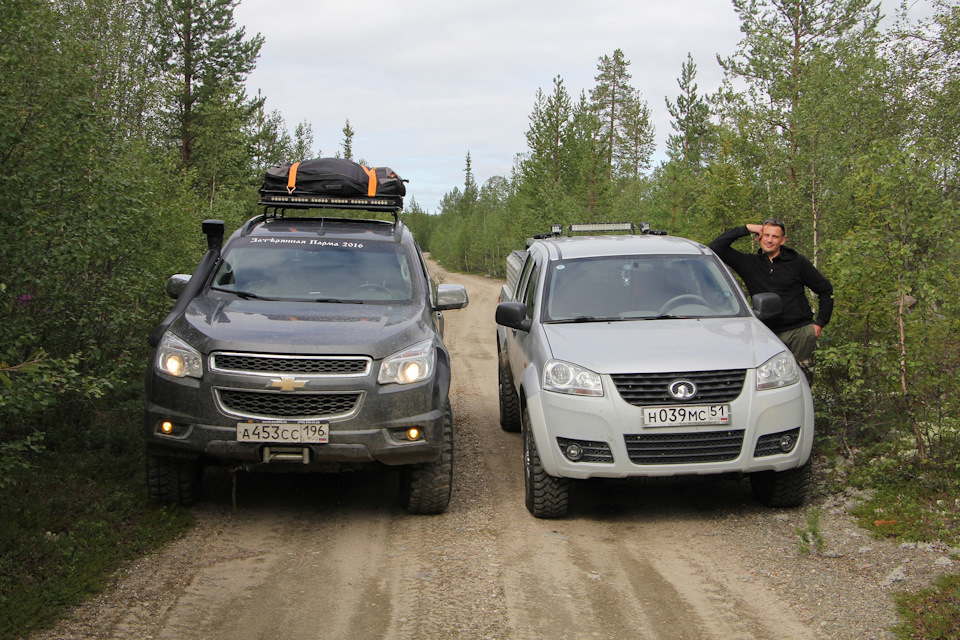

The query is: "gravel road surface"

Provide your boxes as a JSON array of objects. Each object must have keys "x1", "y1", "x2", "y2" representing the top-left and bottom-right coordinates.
[{"x1": 31, "y1": 261, "x2": 957, "y2": 640}]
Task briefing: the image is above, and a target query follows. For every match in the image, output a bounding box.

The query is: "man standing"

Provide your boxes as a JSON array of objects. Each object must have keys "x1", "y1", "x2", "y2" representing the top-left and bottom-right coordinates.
[{"x1": 710, "y1": 219, "x2": 833, "y2": 383}]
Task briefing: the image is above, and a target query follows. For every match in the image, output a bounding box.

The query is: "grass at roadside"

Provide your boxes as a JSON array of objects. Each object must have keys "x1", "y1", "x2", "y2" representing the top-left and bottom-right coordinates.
[
  {"x1": 893, "y1": 574, "x2": 960, "y2": 640},
  {"x1": 820, "y1": 441, "x2": 960, "y2": 639},
  {"x1": 838, "y1": 447, "x2": 960, "y2": 547},
  {"x1": 0, "y1": 399, "x2": 191, "y2": 640}
]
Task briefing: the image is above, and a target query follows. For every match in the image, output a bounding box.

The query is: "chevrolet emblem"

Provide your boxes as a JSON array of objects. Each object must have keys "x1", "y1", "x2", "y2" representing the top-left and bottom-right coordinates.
[{"x1": 269, "y1": 376, "x2": 307, "y2": 392}]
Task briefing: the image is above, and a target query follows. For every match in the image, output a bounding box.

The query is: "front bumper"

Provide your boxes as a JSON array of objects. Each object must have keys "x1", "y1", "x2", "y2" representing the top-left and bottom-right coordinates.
[
  {"x1": 525, "y1": 369, "x2": 814, "y2": 480},
  {"x1": 144, "y1": 367, "x2": 447, "y2": 469}
]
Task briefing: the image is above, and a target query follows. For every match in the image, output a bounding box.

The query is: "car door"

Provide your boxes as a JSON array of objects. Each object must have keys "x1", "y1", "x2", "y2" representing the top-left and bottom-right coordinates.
[{"x1": 505, "y1": 250, "x2": 543, "y2": 389}]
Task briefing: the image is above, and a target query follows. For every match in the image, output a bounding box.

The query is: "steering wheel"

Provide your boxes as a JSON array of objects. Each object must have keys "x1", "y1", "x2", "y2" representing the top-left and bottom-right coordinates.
[
  {"x1": 350, "y1": 283, "x2": 392, "y2": 297},
  {"x1": 658, "y1": 294, "x2": 711, "y2": 315}
]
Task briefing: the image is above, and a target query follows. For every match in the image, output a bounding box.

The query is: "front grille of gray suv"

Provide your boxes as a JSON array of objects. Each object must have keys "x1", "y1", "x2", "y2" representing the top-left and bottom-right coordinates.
[
  {"x1": 215, "y1": 389, "x2": 362, "y2": 420},
  {"x1": 211, "y1": 353, "x2": 371, "y2": 376}
]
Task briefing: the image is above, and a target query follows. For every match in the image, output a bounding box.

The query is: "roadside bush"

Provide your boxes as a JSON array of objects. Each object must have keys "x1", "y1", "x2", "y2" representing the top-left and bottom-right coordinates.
[{"x1": 0, "y1": 339, "x2": 112, "y2": 488}]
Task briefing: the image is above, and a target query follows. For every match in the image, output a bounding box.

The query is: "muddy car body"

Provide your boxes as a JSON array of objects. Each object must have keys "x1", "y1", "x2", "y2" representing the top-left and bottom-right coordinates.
[{"x1": 145, "y1": 210, "x2": 468, "y2": 514}]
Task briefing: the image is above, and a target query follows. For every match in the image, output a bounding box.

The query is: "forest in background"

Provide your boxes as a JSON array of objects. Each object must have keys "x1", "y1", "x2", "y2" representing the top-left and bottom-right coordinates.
[
  {"x1": 0, "y1": 0, "x2": 958, "y2": 483},
  {"x1": 1, "y1": 0, "x2": 959, "y2": 634},
  {"x1": 423, "y1": 0, "x2": 960, "y2": 466}
]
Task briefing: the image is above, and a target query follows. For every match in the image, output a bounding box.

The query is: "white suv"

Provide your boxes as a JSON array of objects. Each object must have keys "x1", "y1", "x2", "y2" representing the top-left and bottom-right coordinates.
[{"x1": 495, "y1": 224, "x2": 813, "y2": 518}]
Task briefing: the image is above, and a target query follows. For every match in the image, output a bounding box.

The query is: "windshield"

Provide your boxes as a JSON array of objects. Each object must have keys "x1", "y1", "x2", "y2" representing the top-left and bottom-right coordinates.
[
  {"x1": 211, "y1": 237, "x2": 417, "y2": 302},
  {"x1": 543, "y1": 255, "x2": 745, "y2": 322}
]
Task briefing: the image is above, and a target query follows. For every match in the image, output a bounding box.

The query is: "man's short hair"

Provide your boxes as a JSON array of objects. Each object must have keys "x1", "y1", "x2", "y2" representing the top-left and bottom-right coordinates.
[{"x1": 763, "y1": 218, "x2": 786, "y2": 234}]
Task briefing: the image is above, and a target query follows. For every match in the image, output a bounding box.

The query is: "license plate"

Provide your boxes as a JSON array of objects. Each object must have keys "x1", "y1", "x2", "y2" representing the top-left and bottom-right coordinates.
[
  {"x1": 643, "y1": 404, "x2": 730, "y2": 427},
  {"x1": 236, "y1": 422, "x2": 329, "y2": 443}
]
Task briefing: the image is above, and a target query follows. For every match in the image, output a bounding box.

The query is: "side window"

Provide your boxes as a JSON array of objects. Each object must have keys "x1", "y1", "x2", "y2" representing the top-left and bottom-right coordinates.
[
  {"x1": 523, "y1": 262, "x2": 541, "y2": 318},
  {"x1": 413, "y1": 240, "x2": 436, "y2": 304},
  {"x1": 515, "y1": 256, "x2": 534, "y2": 300}
]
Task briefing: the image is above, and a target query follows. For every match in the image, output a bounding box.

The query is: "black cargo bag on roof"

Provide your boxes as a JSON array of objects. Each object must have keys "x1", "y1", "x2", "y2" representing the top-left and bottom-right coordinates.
[{"x1": 261, "y1": 158, "x2": 406, "y2": 198}]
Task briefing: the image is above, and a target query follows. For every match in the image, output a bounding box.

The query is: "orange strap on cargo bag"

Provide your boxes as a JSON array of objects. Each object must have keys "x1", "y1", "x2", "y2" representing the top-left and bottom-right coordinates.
[
  {"x1": 360, "y1": 166, "x2": 378, "y2": 197},
  {"x1": 286, "y1": 162, "x2": 300, "y2": 193}
]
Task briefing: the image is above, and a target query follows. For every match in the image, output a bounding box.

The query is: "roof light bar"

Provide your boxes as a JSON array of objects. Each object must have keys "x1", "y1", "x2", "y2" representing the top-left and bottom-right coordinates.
[{"x1": 568, "y1": 222, "x2": 635, "y2": 234}]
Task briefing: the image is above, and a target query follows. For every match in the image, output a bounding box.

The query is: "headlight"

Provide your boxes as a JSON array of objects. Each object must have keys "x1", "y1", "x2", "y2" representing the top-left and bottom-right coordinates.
[
  {"x1": 156, "y1": 332, "x2": 203, "y2": 379},
  {"x1": 543, "y1": 359, "x2": 603, "y2": 397},
  {"x1": 378, "y1": 339, "x2": 435, "y2": 385},
  {"x1": 756, "y1": 350, "x2": 800, "y2": 390}
]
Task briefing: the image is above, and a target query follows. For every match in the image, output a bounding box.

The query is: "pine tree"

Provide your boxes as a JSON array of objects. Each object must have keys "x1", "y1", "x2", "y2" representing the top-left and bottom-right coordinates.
[
  {"x1": 619, "y1": 89, "x2": 655, "y2": 179},
  {"x1": 340, "y1": 119, "x2": 355, "y2": 160},
  {"x1": 720, "y1": 0, "x2": 880, "y2": 186},
  {"x1": 665, "y1": 53, "x2": 714, "y2": 171},
  {"x1": 249, "y1": 94, "x2": 292, "y2": 171},
  {"x1": 293, "y1": 119, "x2": 315, "y2": 161},
  {"x1": 522, "y1": 76, "x2": 572, "y2": 185},
  {"x1": 590, "y1": 49, "x2": 633, "y2": 174},
  {"x1": 153, "y1": 0, "x2": 263, "y2": 168}
]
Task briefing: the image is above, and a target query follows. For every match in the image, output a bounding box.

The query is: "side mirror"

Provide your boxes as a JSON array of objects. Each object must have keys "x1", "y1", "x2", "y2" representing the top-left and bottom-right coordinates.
[
  {"x1": 166, "y1": 274, "x2": 191, "y2": 299},
  {"x1": 435, "y1": 284, "x2": 469, "y2": 310},
  {"x1": 752, "y1": 292, "x2": 782, "y2": 320},
  {"x1": 496, "y1": 301, "x2": 532, "y2": 332}
]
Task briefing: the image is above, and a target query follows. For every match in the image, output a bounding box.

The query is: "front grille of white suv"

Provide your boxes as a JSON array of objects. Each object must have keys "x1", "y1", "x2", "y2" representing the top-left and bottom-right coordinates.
[
  {"x1": 611, "y1": 370, "x2": 746, "y2": 406},
  {"x1": 624, "y1": 430, "x2": 744, "y2": 465}
]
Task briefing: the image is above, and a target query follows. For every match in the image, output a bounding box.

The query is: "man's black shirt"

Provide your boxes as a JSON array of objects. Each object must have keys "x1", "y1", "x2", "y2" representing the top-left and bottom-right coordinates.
[{"x1": 710, "y1": 226, "x2": 834, "y2": 334}]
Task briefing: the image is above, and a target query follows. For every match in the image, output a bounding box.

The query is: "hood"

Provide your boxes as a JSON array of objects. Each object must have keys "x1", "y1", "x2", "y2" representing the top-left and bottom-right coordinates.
[
  {"x1": 172, "y1": 295, "x2": 431, "y2": 358},
  {"x1": 542, "y1": 317, "x2": 786, "y2": 374}
]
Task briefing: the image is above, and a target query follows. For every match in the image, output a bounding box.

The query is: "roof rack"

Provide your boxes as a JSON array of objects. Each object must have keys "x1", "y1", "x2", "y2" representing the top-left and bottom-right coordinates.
[
  {"x1": 532, "y1": 222, "x2": 667, "y2": 240},
  {"x1": 258, "y1": 191, "x2": 403, "y2": 220},
  {"x1": 241, "y1": 209, "x2": 404, "y2": 241}
]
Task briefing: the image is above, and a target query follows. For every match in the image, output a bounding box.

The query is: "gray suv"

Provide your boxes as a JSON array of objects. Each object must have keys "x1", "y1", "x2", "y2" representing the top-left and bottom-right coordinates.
[{"x1": 145, "y1": 211, "x2": 468, "y2": 514}]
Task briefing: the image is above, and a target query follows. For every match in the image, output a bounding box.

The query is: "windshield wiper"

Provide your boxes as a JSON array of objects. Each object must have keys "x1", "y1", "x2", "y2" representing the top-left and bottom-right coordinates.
[
  {"x1": 548, "y1": 316, "x2": 621, "y2": 324},
  {"x1": 211, "y1": 286, "x2": 276, "y2": 301},
  {"x1": 313, "y1": 297, "x2": 364, "y2": 304}
]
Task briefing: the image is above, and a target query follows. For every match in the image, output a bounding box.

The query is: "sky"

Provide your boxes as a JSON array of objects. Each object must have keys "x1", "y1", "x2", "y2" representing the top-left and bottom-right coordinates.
[{"x1": 234, "y1": 0, "x2": 935, "y2": 213}]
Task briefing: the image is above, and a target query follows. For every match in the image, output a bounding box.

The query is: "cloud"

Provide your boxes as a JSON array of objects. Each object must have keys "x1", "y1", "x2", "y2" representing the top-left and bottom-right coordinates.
[{"x1": 236, "y1": 0, "x2": 928, "y2": 212}]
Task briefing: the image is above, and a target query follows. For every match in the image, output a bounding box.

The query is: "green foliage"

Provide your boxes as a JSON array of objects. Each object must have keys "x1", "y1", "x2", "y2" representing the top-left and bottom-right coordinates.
[
  {"x1": 839, "y1": 445, "x2": 960, "y2": 545},
  {"x1": 153, "y1": 0, "x2": 263, "y2": 172},
  {"x1": 340, "y1": 119, "x2": 355, "y2": 160},
  {"x1": 0, "y1": 401, "x2": 191, "y2": 640},
  {"x1": 893, "y1": 573, "x2": 960, "y2": 640},
  {"x1": 796, "y1": 509, "x2": 825, "y2": 555},
  {"x1": 0, "y1": 0, "x2": 957, "y2": 636},
  {"x1": 429, "y1": 1, "x2": 960, "y2": 482}
]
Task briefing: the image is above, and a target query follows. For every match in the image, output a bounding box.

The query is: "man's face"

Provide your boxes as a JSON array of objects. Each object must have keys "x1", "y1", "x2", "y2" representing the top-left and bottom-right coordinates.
[{"x1": 759, "y1": 224, "x2": 786, "y2": 257}]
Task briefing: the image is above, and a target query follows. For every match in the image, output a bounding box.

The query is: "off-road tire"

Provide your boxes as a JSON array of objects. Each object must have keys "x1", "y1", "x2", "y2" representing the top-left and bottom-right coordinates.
[
  {"x1": 400, "y1": 401, "x2": 454, "y2": 514},
  {"x1": 750, "y1": 461, "x2": 811, "y2": 508},
  {"x1": 498, "y1": 345, "x2": 521, "y2": 432},
  {"x1": 146, "y1": 453, "x2": 203, "y2": 506},
  {"x1": 522, "y1": 406, "x2": 569, "y2": 518}
]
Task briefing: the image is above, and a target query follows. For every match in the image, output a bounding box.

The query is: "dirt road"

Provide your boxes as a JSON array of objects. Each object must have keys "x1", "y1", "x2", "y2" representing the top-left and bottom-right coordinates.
[{"x1": 33, "y1": 263, "x2": 955, "y2": 640}]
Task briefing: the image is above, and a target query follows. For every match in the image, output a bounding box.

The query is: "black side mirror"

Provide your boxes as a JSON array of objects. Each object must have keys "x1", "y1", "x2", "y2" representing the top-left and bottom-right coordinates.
[
  {"x1": 496, "y1": 301, "x2": 532, "y2": 332},
  {"x1": 752, "y1": 292, "x2": 782, "y2": 320}
]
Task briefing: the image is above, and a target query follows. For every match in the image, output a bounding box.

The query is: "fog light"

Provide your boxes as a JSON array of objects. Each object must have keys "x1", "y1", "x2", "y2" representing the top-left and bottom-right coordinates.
[
  {"x1": 564, "y1": 443, "x2": 584, "y2": 461},
  {"x1": 406, "y1": 428, "x2": 421, "y2": 441},
  {"x1": 779, "y1": 434, "x2": 795, "y2": 452},
  {"x1": 161, "y1": 421, "x2": 174, "y2": 434}
]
